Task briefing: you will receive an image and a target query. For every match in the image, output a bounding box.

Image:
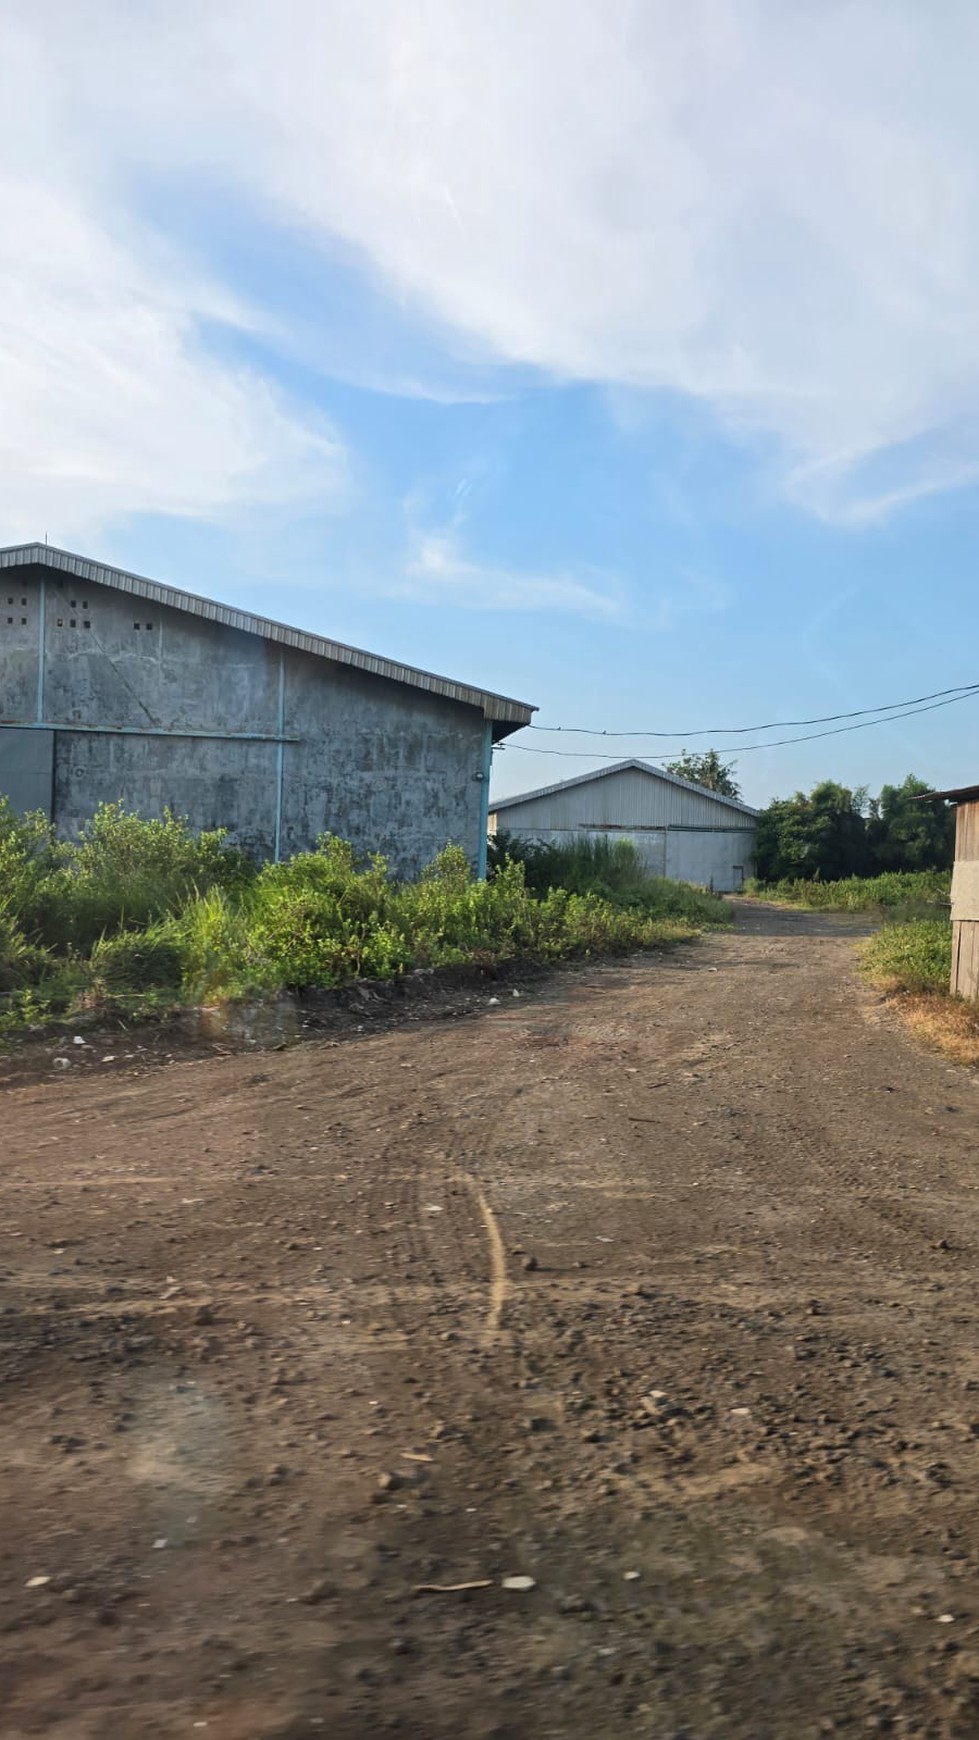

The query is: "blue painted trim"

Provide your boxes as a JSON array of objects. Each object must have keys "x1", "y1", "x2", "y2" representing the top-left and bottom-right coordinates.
[
  {"x1": 273, "y1": 649, "x2": 286, "y2": 863},
  {"x1": 477, "y1": 722, "x2": 492, "y2": 880}
]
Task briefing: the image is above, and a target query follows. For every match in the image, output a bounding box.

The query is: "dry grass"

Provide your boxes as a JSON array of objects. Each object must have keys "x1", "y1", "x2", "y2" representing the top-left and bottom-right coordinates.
[{"x1": 875, "y1": 987, "x2": 979, "y2": 1068}]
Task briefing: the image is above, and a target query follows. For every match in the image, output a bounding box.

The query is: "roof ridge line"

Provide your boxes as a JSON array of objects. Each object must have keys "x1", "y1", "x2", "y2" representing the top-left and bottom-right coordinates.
[{"x1": 0, "y1": 542, "x2": 535, "y2": 729}]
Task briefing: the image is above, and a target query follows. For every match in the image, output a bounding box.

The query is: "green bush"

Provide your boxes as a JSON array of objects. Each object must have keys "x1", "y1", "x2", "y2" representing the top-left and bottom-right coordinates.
[
  {"x1": 0, "y1": 904, "x2": 52, "y2": 991},
  {"x1": 861, "y1": 918, "x2": 952, "y2": 994},
  {"x1": 0, "y1": 812, "x2": 722, "y2": 1036},
  {"x1": 491, "y1": 833, "x2": 732, "y2": 926},
  {"x1": 0, "y1": 800, "x2": 59, "y2": 933},
  {"x1": 47, "y1": 802, "x2": 253, "y2": 949},
  {"x1": 0, "y1": 798, "x2": 253, "y2": 951},
  {"x1": 227, "y1": 843, "x2": 687, "y2": 991}
]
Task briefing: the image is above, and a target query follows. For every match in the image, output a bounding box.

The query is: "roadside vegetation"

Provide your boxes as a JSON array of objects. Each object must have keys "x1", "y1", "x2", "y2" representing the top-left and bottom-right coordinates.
[
  {"x1": 489, "y1": 832, "x2": 732, "y2": 925},
  {"x1": 860, "y1": 917, "x2": 953, "y2": 993},
  {"x1": 860, "y1": 919, "x2": 979, "y2": 1068},
  {"x1": 741, "y1": 767, "x2": 976, "y2": 1065},
  {"x1": 745, "y1": 869, "x2": 950, "y2": 918},
  {"x1": 0, "y1": 802, "x2": 725, "y2": 1037}
]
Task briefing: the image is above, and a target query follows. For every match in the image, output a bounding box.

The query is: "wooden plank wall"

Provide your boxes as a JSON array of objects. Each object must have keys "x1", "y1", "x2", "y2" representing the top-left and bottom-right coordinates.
[{"x1": 952, "y1": 801, "x2": 979, "y2": 1000}]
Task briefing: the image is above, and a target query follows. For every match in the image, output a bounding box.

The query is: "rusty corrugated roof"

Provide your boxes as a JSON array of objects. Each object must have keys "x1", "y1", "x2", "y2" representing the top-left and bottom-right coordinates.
[
  {"x1": 918, "y1": 784, "x2": 979, "y2": 803},
  {"x1": 0, "y1": 542, "x2": 536, "y2": 729}
]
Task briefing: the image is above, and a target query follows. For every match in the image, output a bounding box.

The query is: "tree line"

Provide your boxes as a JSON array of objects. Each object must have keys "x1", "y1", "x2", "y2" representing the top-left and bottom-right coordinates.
[{"x1": 662, "y1": 751, "x2": 954, "y2": 882}]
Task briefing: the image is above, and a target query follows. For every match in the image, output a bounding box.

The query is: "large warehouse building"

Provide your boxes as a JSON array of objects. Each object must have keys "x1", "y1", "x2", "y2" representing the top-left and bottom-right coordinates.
[
  {"x1": 0, "y1": 543, "x2": 535, "y2": 875},
  {"x1": 490, "y1": 759, "x2": 758, "y2": 891}
]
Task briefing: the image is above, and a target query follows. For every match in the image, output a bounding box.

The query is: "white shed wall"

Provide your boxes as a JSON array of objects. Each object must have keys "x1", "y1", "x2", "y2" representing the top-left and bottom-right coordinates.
[
  {"x1": 501, "y1": 825, "x2": 755, "y2": 892},
  {"x1": 489, "y1": 765, "x2": 757, "y2": 891}
]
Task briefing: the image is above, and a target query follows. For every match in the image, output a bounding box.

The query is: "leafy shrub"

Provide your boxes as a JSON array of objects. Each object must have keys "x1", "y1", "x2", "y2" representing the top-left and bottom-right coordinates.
[
  {"x1": 861, "y1": 918, "x2": 952, "y2": 994},
  {"x1": 491, "y1": 833, "x2": 731, "y2": 926},
  {"x1": 47, "y1": 803, "x2": 253, "y2": 949},
  {"x1": 0, "y1": 799, "x2": 253, "y2": 952},
  {"x1": 0, "y1": 800, "x2": 58, "y2": 935},
  {"x1": 0, "y1": 813, "x2": 721, "y2": 1035},
  {"x1": 0, "y1": 905, "x2": 52, "y2": 991}
]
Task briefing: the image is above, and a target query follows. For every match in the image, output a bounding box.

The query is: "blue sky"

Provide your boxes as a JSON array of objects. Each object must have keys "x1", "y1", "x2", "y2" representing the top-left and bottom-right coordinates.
[{"x1": 3, "y1": 1, "x2": 979, "y2": 808}]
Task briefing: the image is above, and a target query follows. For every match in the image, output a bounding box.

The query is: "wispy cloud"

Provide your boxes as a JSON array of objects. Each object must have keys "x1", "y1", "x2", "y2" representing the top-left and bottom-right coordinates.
[
  {"x1": 0, "y1": 17, "x2": 348, "y2": 546},
  {"x1": 8, "y1": 1, "x2": 979, "y2": 527},
  {"x1": 397, "y1": 528, "x2": 624, "y2": 618}
]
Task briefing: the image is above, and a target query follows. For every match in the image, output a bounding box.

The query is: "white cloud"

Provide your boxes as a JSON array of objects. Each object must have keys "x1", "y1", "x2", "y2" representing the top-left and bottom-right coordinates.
[
  {"x1": 8, "y1": 1, "x2": 979, "y2": 524},
  {"x1": 398, "y1": 528, "x2": 623, "y2": 618},
  {"x1": 0, "y1": 17, "x2": 346, "y2": 546}
]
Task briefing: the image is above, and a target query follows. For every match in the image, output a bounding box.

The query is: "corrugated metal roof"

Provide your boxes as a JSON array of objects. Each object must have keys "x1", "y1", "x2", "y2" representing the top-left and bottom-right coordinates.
[
  {"x1": 919, "y1": 784, "x2": 979, "y2": 804},
  {"x1": 491, "y1": 758, "x2": 759, "y2": 818},
  {"x1": 0, "y1": 542, "x2": 536, "y2": 729}
]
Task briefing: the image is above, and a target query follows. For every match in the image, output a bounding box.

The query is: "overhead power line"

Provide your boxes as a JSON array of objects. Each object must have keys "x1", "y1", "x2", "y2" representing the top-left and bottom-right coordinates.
[
  {"x1": 504, "y1": 686, "x2": 979, "y2": 759},
  {"x1": 523, "y1": 681, "x2": 979, "y2": 739}
]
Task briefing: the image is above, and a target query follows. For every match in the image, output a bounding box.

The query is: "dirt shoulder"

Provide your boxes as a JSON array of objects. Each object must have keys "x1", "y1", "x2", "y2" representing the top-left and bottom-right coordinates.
[{"x1": 3, "y1": 902, "x2": 979, "y2": 1738}]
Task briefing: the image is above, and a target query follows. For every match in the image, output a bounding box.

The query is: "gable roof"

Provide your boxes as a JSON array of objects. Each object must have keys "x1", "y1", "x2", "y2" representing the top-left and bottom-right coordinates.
[
  {"x1": 490, "y1": 757, "x2": 759, "y2": 818},
  {"x1": 0, "y1": 542, "x2": 535, "y2": 730}
]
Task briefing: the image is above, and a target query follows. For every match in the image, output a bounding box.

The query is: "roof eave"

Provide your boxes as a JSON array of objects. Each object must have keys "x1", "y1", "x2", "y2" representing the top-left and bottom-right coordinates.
[
  {"x1": 0, "y1": 542, "x2": 536, "y2": 727},
  {"x1": 491, "y1": 756, "x2": 759, "y2": 817}
]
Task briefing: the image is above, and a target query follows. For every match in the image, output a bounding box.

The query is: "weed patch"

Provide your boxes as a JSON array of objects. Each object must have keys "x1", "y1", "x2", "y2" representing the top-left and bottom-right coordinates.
[
  {"x1": 746, "y1": 870, "x2": 950, "y2": 918},
  {"x1": 0, "y1": 814, "x2": 720, "y2": 1038}
]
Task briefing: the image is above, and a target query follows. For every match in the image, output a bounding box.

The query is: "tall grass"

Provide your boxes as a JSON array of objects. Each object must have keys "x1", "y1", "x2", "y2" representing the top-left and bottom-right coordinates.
[
  {"x1": 859, "y1": 915, "x2": 979, "y2": 1067},
  {"x1": 746, "y1": 869, "x2": 950, "y2": 917},
  {"x1": 491, "y1": 832, "x2": 732, "y2": 926},
  {"x1": 0, "y1": 814, "x2": 723, "y2": 1035}
]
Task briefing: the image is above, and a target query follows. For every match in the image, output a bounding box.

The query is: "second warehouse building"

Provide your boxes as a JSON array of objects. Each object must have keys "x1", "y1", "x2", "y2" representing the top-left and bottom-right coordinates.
[{"x1": 489, "y1": 758, "x2": 758, "y2": 892}]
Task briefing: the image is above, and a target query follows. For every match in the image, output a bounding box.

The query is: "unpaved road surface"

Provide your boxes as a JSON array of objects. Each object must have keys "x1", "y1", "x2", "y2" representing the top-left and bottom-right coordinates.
[{"x1": 4, "y1": 903, "x2": 979, "y2": 1739}]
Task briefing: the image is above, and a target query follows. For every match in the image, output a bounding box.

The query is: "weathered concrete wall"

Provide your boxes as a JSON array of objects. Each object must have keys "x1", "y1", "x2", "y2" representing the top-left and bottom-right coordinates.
[
  {"x1": 280, "y1": 651, "x2": 485, "y2": 874},
  {"x1": 52, "y1": 733, "x2": 280, "y2": 857},
  {"x1": 0, "y1": 563, "x2": 488, "y2": 875}
]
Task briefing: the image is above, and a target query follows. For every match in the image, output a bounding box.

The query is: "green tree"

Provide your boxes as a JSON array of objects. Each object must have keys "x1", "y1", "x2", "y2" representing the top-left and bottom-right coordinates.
[
  {"x1": 867, "y1": 775, "x2": 954, "y2": 873},
  {"x1": 663, "y1": 749, "x2": 741, "y2": 799},
  {"x1": 755, "y1": 781, "x2": 869, "y2": 881}
]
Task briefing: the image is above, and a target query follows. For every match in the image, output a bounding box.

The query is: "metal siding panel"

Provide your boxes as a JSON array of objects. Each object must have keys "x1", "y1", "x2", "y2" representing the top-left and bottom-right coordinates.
[{"x1": 495, "y1": 767, "x2": 753, "y2": 832}]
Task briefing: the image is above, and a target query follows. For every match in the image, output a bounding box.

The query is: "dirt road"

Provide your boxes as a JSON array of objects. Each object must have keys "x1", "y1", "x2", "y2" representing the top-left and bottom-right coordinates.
[{"x1": 4, "y1": 903, "x2": 979, "y2": 1738}]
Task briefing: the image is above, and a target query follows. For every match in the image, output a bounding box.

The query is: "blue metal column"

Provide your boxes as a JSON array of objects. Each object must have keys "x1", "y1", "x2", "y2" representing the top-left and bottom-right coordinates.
[
  {"x1": 476, "y1": 721, "x2": 493, "y2": 880},
  {"x1": 273, "y1": 649, "x2": 285, "y2": 862},
  {"x1": 35, "y1": 572, "x2": 46, "y2": 722}
]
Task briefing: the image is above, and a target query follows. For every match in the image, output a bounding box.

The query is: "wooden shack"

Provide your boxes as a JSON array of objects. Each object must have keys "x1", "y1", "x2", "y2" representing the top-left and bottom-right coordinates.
[{"x1": 925, "y1": 784, "x2": 979, "y2": 1000}]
